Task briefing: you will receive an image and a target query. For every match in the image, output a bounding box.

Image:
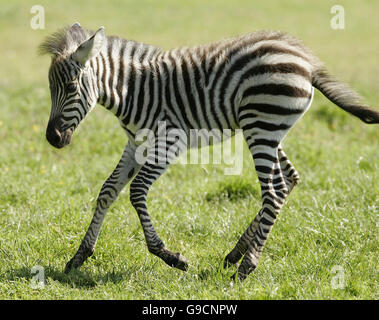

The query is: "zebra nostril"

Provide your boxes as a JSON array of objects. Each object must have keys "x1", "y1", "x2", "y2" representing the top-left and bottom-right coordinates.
[
  {"x1": 53, "y1": 128, "x2": 62, "y2": 144},
  {"x1": 46, "y1": 124, "x2": 62, "y2": 147}
]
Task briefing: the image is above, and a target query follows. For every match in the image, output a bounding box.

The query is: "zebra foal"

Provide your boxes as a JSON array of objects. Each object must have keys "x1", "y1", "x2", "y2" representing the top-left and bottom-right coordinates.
[{"x1": 40, "y1": 23, "x2": 379, "y2": 281}]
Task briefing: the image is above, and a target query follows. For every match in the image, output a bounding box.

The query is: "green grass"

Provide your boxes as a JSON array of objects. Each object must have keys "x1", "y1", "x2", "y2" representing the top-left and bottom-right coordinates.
[{"x1": 0, "y1": 0, "x2": 378, "y2": 299}]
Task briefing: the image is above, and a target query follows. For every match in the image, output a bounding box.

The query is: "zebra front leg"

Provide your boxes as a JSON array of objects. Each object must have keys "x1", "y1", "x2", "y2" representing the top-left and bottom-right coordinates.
[
  {"x1": 129, "y1": 135, "x2": 188, "y2": 271},
  {"x1": 130, "y1": 163, "x2": 188, "y2": 271},
  {"x1": 65, "y1": 142, "x2": 141, "y2": 273}
]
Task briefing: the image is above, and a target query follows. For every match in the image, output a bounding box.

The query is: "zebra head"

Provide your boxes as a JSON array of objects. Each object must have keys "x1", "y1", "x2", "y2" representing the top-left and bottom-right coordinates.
[{"x1": 42, "y1": 23, "x2": 106, "y2": 148}]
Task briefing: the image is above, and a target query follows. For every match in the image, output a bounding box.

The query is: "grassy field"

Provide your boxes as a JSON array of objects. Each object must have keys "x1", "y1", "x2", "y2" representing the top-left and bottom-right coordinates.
[{"x1": 0, "y1": 0, "x2": 378, "y2": 299}]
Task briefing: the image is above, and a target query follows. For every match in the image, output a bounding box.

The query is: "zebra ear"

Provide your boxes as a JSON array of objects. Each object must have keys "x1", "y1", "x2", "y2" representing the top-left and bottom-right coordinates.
[{"x1": 72, "y1": 27, "x2": 106, "y2": 66}]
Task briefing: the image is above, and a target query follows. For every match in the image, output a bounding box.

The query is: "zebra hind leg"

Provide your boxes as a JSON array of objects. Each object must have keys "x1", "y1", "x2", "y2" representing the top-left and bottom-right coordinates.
[
  {"x1": 236, "y1": 144, "x2": 289, "y2": 280},
  {"x1": 278, "y1": 145, "x2": 299, "y2": 194},
  {"x1": 225, "y1": 137, "x2": 295, "y2": 280},
  {"x1": 223, "y1": 151, "x2": 297, "y2": 270}
]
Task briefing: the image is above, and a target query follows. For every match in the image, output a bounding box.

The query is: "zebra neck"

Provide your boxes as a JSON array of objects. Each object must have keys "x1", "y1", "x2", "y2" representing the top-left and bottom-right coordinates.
[{"x1": 93, "y1": 38, "x2": 163, "y2": 131}]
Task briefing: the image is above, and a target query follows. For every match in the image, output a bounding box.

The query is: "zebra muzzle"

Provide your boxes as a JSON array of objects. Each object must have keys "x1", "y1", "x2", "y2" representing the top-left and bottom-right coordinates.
[{"x1": 46, "y1": 121, "x2": 72, "y2": 149}]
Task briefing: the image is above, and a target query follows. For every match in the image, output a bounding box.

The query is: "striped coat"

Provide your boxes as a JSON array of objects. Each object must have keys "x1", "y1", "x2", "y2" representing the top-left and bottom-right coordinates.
[{"x1": 40, "y1": 24, "x2": 379, "y2": 281}]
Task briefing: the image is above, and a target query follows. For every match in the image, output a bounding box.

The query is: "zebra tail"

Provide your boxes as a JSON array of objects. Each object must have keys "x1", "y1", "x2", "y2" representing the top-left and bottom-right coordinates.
[{"x1": 311, "y1": 66, "x2": 379, "y2": 124}]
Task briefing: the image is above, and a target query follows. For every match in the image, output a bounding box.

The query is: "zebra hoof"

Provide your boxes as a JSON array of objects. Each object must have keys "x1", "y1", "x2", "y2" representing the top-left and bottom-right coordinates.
[
  {"x1": 223, "y1": 253, "x2": 240, "y2": 269},
  {"x1": 64, "y1": 257, "x2": 82, "y2": 274},
  {"x1": 166, "y1": 252, "x2": 188, "y2": 271},
  {"x1": 224, "y1": 258, "x2": 238, "y2": 269},
  {"x1": 174, "y1": 253, "x2": 188, "y2": 271},
  {"x1": 64, "y1": 259, "x2": 74, "y2": 274},
  {"x1": 235, "y1": 263, "x2": 256, "y2": 281},
  {"x1": 160, "y1": 249, "x2": 188, "y2": 271},
  {"x1": 230, "y1": 271, "x2": 247, "y2": 282}
]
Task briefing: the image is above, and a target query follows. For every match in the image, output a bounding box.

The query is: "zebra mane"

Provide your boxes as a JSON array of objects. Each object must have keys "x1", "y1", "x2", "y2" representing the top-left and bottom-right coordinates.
[
  {"x1": 38, "y1": 26, "x2": 93, "y2": 57},
  {"x1": 39, "y1": 26, "x2": 162, "y2": 60}
]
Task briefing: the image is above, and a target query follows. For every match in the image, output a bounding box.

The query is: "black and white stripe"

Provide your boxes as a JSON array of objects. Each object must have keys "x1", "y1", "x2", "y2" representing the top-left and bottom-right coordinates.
[{"x1": 40, "y1": 23, "x2": 379, "y2": 281}]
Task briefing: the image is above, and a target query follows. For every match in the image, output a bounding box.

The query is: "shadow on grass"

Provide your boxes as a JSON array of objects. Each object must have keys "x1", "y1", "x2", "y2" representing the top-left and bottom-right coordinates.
[
  {"x1": 197, "y1": 258, "x2": 236, "y2": 282},
  {"x1": 4, "y1": 265, "x2": 129, "y2": 289},
  {"x1": 205, "y1": 178, "x2": 260, "y2": 203},
  {"x1": 198, "y1": 268, "x2": 215, "y2": 281}
]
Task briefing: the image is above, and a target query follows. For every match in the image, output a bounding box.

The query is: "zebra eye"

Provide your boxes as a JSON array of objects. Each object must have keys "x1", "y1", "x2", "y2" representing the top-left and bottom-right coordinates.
[{"x1": 66, "y1": 82, "x2": 77, "y2": 93}]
